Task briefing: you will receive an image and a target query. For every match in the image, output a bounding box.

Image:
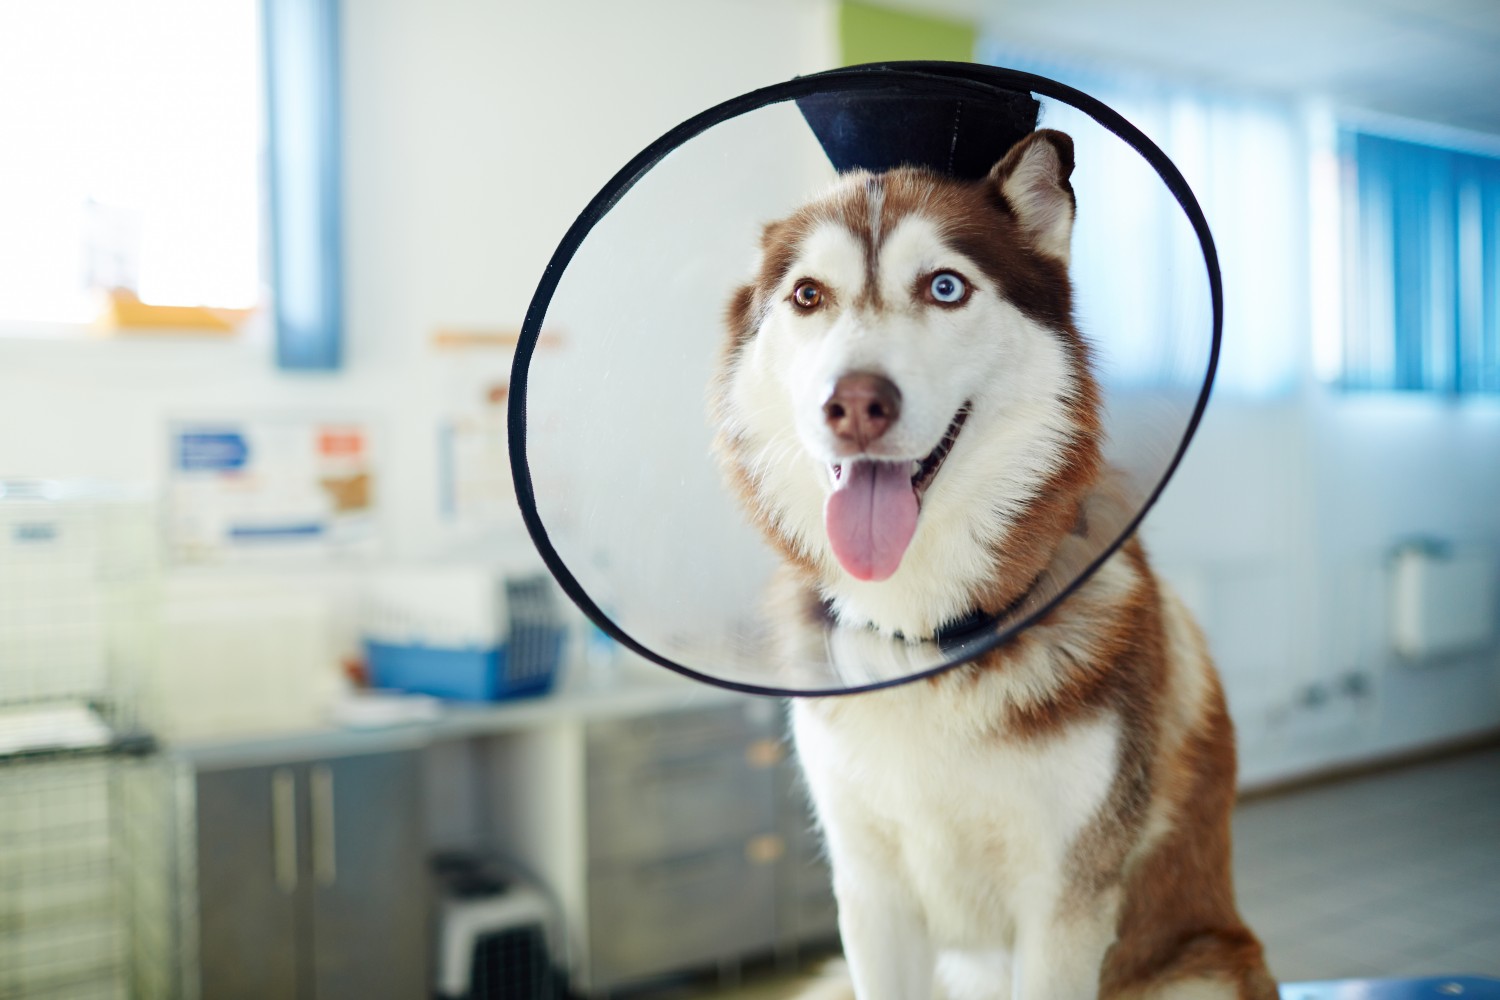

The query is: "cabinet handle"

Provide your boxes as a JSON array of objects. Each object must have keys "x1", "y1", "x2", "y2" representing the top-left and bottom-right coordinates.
[
  {"x1": 745, "y1": 738, "x2": 784, "y2": 768},
  {"x1": 310, "y1": 764, "x2": 337, "y2": 887},
  {"x1": 746, "y1": 833, "x2": 785, "y2": 865},
  {"x1": 271, "y1": 768, "x2": 298, "y2": 893}
]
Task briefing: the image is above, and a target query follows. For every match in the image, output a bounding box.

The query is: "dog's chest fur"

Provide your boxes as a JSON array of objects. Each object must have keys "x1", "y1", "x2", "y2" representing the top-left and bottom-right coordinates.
[
  {"x1": 794, "y1": 679, "x2": 1121, "y2": 949},
  {"x1": 786, "y1": 550, "x2": 1163, "y2": 953}
]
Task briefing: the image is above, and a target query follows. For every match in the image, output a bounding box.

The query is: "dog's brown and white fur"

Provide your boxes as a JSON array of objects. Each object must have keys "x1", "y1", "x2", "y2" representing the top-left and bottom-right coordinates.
[{"x1": 710, "y1": 130, "x2": 1276, "y2": 999}]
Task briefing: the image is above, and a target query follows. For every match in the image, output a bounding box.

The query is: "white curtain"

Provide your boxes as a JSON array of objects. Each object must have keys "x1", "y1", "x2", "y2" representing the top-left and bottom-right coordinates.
[{"x1": 979, "y1": 45, "x2": 1308, "y2": 398}]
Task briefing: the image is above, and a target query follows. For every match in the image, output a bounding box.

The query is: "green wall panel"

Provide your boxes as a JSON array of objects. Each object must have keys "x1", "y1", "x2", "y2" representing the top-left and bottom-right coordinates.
[{"x1": 839, "y1": 0, "x2": 976, "y2": 65}]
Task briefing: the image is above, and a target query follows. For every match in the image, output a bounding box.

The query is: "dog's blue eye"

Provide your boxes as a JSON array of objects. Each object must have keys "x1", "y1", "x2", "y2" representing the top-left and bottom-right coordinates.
[{"x1": 929, "y1": 272, "x2": 967, "y2": 304}]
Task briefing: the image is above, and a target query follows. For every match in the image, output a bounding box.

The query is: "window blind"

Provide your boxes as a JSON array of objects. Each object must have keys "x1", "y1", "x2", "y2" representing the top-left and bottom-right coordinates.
[{"x1": 1342, "y1": 131, "x2": 1500, "y2": 394}]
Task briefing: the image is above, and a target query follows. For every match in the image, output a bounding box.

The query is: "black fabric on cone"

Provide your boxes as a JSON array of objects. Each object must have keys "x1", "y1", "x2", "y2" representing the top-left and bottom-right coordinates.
[{"x1": 796, "y1": 88, "x2": 1040, "y2": 179}]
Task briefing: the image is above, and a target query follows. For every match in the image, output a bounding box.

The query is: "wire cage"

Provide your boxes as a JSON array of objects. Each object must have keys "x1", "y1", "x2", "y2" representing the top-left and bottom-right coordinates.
[
  {"x1": 0, "y1": 758, "x2": 123, "y2": 999},
  {"x1": 0, "y1": 481, "x2": 162, "y2": 1000}
]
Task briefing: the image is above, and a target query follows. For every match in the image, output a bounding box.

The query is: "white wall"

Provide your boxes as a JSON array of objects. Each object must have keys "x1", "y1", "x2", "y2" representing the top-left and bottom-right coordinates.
[
  {"x1": 338, "y1": 0, "x2": 837, "y2": 561},
  {"x1": 0, "y1": 0, "x2": 838, "y2": 719},
  {"x1": 992, "y1": 45, "x2": 1500, "y2": 783},
  {"x1": 1146, "y1": 390, "x2": 1500, "y2": 786},
  {"x1": 1, "y1": 0, "x2": 1495, "y2": 782},
  {"x1": 0, "y1": 0, "x2": 836, "y2": 546}
]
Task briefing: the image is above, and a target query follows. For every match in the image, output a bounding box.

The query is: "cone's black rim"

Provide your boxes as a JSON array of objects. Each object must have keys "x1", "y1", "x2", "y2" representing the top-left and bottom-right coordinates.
[{"x1": 507, "y1": 61, "x2": 1223, "y2": 698}]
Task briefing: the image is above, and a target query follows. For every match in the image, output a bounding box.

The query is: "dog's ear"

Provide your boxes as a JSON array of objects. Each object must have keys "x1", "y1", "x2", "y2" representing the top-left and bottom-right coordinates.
[
  {"x1": 756, "y1": 217, "x2": 802, "y2": 289},
  {"x1": 990, "y1": 129, "x2": 1075, "y2": 265},
  {"x1": 725, "y1": 283, "x2": 758, "y2": 349}
]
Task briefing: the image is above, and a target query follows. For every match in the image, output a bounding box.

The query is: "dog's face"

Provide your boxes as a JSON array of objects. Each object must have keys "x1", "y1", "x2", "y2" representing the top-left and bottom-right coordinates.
[{"x1": 713, "y1": 130, "x2": 1102, "y2": 639}]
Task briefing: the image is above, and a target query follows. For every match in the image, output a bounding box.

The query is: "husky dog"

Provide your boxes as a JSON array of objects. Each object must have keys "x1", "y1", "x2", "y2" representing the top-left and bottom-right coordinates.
[{"x1": 710, "y1": 130, "x2": 1275, "y2": 999}]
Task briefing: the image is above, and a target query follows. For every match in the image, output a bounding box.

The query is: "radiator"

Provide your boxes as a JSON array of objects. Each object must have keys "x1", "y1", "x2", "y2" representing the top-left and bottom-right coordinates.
[{"x1": 1390, "y1": 542, "x2": 1498, "y2": 661}]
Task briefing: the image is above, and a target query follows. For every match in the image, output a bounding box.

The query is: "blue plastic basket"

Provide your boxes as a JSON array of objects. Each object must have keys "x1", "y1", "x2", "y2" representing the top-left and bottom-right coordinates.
[
  {"x1": 367, "y1": 635, "x2": 563, "y2": 702},
  {"x1": 365, "y1": 574, "x2": 567, "y2": 702}
]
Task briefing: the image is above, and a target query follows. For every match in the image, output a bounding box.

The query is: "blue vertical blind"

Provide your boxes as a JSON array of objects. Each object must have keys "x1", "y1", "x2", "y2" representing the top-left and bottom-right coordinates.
[
  {"x1": 263, "y1": 0, "x2": 344, "y2": 371},
  {"x1": 1342, "y1": 132, "x2": 1500, "y2": 394}
]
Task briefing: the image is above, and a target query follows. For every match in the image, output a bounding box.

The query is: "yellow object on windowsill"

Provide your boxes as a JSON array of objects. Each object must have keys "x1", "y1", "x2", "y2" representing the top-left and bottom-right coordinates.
[
  {"x1": 429, "y1": 327, "x2": 567, "y2": 351},
  {"x1": 95, "y1": 288, "x2": 254, "y2": 335}
]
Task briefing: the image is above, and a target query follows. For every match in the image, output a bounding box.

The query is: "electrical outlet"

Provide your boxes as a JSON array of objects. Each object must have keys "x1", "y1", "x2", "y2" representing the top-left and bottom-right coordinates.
[
  {"x1": 1278, "y1": 674, "x2": 1372, "y2": 740},
  {"x1": 1338, "y1": 671, "x2": 1372, "y2": 699},
  {"x1": 1299, "y1": 683, "x2": 1331, "y2": 709}
]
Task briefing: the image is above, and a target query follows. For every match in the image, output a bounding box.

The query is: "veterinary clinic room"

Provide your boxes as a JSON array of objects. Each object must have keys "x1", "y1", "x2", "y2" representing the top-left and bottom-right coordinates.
[{"x1": 4, "y1": 0, "x2": 1500, "y2": 997}]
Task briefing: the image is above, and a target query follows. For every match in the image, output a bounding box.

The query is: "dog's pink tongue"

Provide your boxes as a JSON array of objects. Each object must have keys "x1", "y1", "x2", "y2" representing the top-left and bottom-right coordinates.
[{"x1": 824, "y1": 461, "x2": 918, "y2": 582}]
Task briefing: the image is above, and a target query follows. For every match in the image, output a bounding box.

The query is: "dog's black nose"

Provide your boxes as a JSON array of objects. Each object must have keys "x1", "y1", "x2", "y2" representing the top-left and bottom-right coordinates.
[{"x1": 823, "y1": 372, "x2": 901, "y2": 448}]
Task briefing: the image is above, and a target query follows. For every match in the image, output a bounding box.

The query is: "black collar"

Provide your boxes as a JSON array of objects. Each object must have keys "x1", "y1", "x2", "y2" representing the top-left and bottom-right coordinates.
[
  {"x1": 933, "y1": 606, "x2": 996, "y2": 652},
  {"x1": 818, "y1": 581, "x2": 1036, "y2": 656},
  {"x1": 882, "y1": 527, "x2": 1083, "y2": 652}
]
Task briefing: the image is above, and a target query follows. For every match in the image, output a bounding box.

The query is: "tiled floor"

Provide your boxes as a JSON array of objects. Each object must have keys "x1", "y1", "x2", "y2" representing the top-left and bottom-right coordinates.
[
  {"x1": 1233, "y1": 747, "x2": 1500, "y2": 980},
  {"x1": 642, "y1": 746, "x2": 1500, "y2": 998}
]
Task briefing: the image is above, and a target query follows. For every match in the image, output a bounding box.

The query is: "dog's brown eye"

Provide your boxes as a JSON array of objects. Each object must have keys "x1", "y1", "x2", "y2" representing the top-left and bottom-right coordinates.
[{"x1": 792, "y1": 280, "x2": 823, "y2": 310}]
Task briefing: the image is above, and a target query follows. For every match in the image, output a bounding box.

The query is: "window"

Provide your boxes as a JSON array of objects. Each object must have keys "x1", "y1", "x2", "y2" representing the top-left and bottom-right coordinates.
[
  {"x1": 0, "y1": 1, "x2": 264, "y2": 325},
  {"x1": 977, "y1": 46, "x2": 1307, "y2": 398},
  {"x1": 1339, "y1": 130, "x2": 1500, "y2": 394},
  {"x1": 0, "y1": 0, "x2": 344, "y2": 372}
]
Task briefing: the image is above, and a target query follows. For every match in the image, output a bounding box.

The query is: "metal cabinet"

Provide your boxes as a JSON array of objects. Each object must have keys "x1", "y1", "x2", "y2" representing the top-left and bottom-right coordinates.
[
  {"x1": 193, "y1": 750, "x2": 427, "y2": 1000},
  {"x1": 581, "y1": 703, "x2": 784, "y2": 991},
  {"x1": 468, "y1": 696, "x2": 841, "y2": 996}
]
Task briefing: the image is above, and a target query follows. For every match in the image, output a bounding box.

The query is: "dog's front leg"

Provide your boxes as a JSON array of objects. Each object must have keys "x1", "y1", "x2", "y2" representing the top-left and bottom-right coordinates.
[
  {"x1": 1010, "y1": 889, "x2": 1120, "y2": 1000},
  {"x1": 833, "y1": 871, "x2": 935, "y2": 1000}
]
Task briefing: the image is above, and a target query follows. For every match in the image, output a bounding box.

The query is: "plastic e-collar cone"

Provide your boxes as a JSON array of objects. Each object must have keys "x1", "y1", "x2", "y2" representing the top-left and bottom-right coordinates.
[{"x1": 509, "y1": 62, "x2": 1221, "y2": 696}]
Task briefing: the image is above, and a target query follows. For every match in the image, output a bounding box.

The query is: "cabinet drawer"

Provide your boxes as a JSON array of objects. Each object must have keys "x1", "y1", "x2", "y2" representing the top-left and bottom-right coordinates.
[
  {"x1": 780, "y1": 806, "x2": 825, "y2": 857},
  {"x1": 776, "y1": 762, "x2": 826, "y2": 857},
  {"x1": 777, "y1": 888, "x2": 840, "y2": 943},
  {"x1": 587, "y1": 750, "x2": 774, "y2": 863},
  {"x1": 777, "y1": 855, "x2": 839, "y2": 943},
  {"x1": 588, "y1": 843, "x2": 777, "y2": 987},
  {"x1": 585, "y1": 702, "x2": 777, "y2": 777}
]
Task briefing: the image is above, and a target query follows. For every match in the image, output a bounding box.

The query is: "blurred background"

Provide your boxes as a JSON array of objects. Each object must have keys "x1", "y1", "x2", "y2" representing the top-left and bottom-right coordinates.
[{"x1": 0, "y1": 1, "x2": 1496, "y2": 997}]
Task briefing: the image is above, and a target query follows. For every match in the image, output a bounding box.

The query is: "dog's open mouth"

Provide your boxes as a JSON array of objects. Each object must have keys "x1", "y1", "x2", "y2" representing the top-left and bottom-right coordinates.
[{"x1": 825, "y1": 405, "x2": 971, "y2": 582}]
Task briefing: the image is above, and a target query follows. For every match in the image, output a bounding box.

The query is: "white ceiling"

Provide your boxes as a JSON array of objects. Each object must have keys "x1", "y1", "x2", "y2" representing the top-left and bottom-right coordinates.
[{"x1": 898, "y1": 0, "x2": 1500, "y2": 136}]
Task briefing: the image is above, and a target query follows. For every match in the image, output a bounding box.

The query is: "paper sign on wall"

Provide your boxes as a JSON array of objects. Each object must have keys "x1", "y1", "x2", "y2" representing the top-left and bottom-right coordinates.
[{"x1": 168, "y1": 418, "x2": 379, "y2": 563}]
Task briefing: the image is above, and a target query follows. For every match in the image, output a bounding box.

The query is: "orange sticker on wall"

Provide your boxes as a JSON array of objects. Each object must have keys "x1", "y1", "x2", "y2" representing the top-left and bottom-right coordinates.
[{"x1": 318, "y1": 428, "x2": 365, "y2": 457}]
